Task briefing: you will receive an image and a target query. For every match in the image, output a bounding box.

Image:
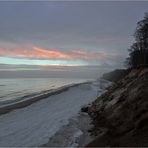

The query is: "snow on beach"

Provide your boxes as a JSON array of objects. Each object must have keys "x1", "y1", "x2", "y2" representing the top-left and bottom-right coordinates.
[{"x1": 0, "y1": 80, "x2": 110, "y2": 147}]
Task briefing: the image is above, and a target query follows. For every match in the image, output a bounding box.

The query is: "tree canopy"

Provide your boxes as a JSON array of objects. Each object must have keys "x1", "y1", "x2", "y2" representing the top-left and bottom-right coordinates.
[{"x1": 126, "y1": 13, "x2": 148, "y2": 68}]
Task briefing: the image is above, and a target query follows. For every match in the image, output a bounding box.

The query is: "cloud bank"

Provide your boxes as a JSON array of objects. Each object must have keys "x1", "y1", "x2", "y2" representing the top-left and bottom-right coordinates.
[{"x1": 0, "y1": 45, "x2": 111, "y2": 61}]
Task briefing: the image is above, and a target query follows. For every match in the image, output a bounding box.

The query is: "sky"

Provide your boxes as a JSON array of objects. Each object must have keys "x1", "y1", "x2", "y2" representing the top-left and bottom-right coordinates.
[{"x1": 0, "y1": 1, "x2": 148, "y2": 78}]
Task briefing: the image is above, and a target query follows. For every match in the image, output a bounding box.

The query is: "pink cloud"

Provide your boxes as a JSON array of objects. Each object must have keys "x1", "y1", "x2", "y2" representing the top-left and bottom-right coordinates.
[
  {"x1": 33, "y1": 47, "x2": 71, "y2": 59},
  {"x1": 0, "y1": 45, "x2": 111, "y2": 60}
]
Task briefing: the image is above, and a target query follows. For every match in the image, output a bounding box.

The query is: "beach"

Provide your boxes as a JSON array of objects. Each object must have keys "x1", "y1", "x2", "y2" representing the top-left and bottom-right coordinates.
[{"x1": 0, "y1": 79, "x2": 110, "y2": 147}]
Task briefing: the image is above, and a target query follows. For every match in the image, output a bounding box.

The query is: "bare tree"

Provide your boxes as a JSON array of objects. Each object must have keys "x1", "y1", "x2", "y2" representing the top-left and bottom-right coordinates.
[
  {"x1": 134, "y1": 12, "x2": 148, "y2": 51},
  {"x1": 126, "y1": 13, "x2": 148, "y2": 68}
]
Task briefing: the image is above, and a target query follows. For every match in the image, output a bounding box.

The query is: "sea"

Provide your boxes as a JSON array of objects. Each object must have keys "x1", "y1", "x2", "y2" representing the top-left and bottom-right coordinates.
[{"x1": 0, "y1": 78, "x2": 91, "y2": 107}]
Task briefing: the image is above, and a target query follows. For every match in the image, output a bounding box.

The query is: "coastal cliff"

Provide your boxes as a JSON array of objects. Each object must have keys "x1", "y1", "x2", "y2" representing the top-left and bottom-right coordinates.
[{"x1": 86, "y1": 68, "x2": 148, "y2": 147}]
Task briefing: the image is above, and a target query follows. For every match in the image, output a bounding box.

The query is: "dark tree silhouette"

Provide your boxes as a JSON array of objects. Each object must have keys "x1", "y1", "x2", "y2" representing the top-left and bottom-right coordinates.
[
  {"x1": 126, "y1": 13, "x2": 148, "y2": 68},
  {"x1": 134, "y1": 13, "x2": 148, "y2": 51}
]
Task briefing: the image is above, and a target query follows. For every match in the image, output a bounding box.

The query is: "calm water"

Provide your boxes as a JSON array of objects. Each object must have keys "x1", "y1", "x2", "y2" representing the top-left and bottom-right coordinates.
[{"x1": 0, "y1": 78, "x2": 90, "y2": 106}]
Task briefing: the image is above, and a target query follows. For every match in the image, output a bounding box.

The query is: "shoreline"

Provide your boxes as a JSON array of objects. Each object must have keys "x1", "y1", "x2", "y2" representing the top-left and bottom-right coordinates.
[
  {"x1": 0, "y1": 80, "x2": 103, "y2": 146},
  {"x1": 0, "y1": 81, "x2": 93, "y2": 115}
]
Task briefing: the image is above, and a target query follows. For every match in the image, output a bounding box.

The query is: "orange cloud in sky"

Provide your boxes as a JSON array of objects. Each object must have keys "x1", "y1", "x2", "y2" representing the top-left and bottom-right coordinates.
[
  {"x1": 0, "y1": 45, "x2": 111, "y2": 60},
  {"x1": 33, "y1": 47, "x2": 71, "y2": 59}
]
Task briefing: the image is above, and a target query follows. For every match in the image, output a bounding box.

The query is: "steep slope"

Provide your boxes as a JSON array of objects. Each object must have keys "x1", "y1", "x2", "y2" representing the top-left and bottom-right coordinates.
[{"x1": 86, "y1": 68, "x2": 148, "y2": 147}]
